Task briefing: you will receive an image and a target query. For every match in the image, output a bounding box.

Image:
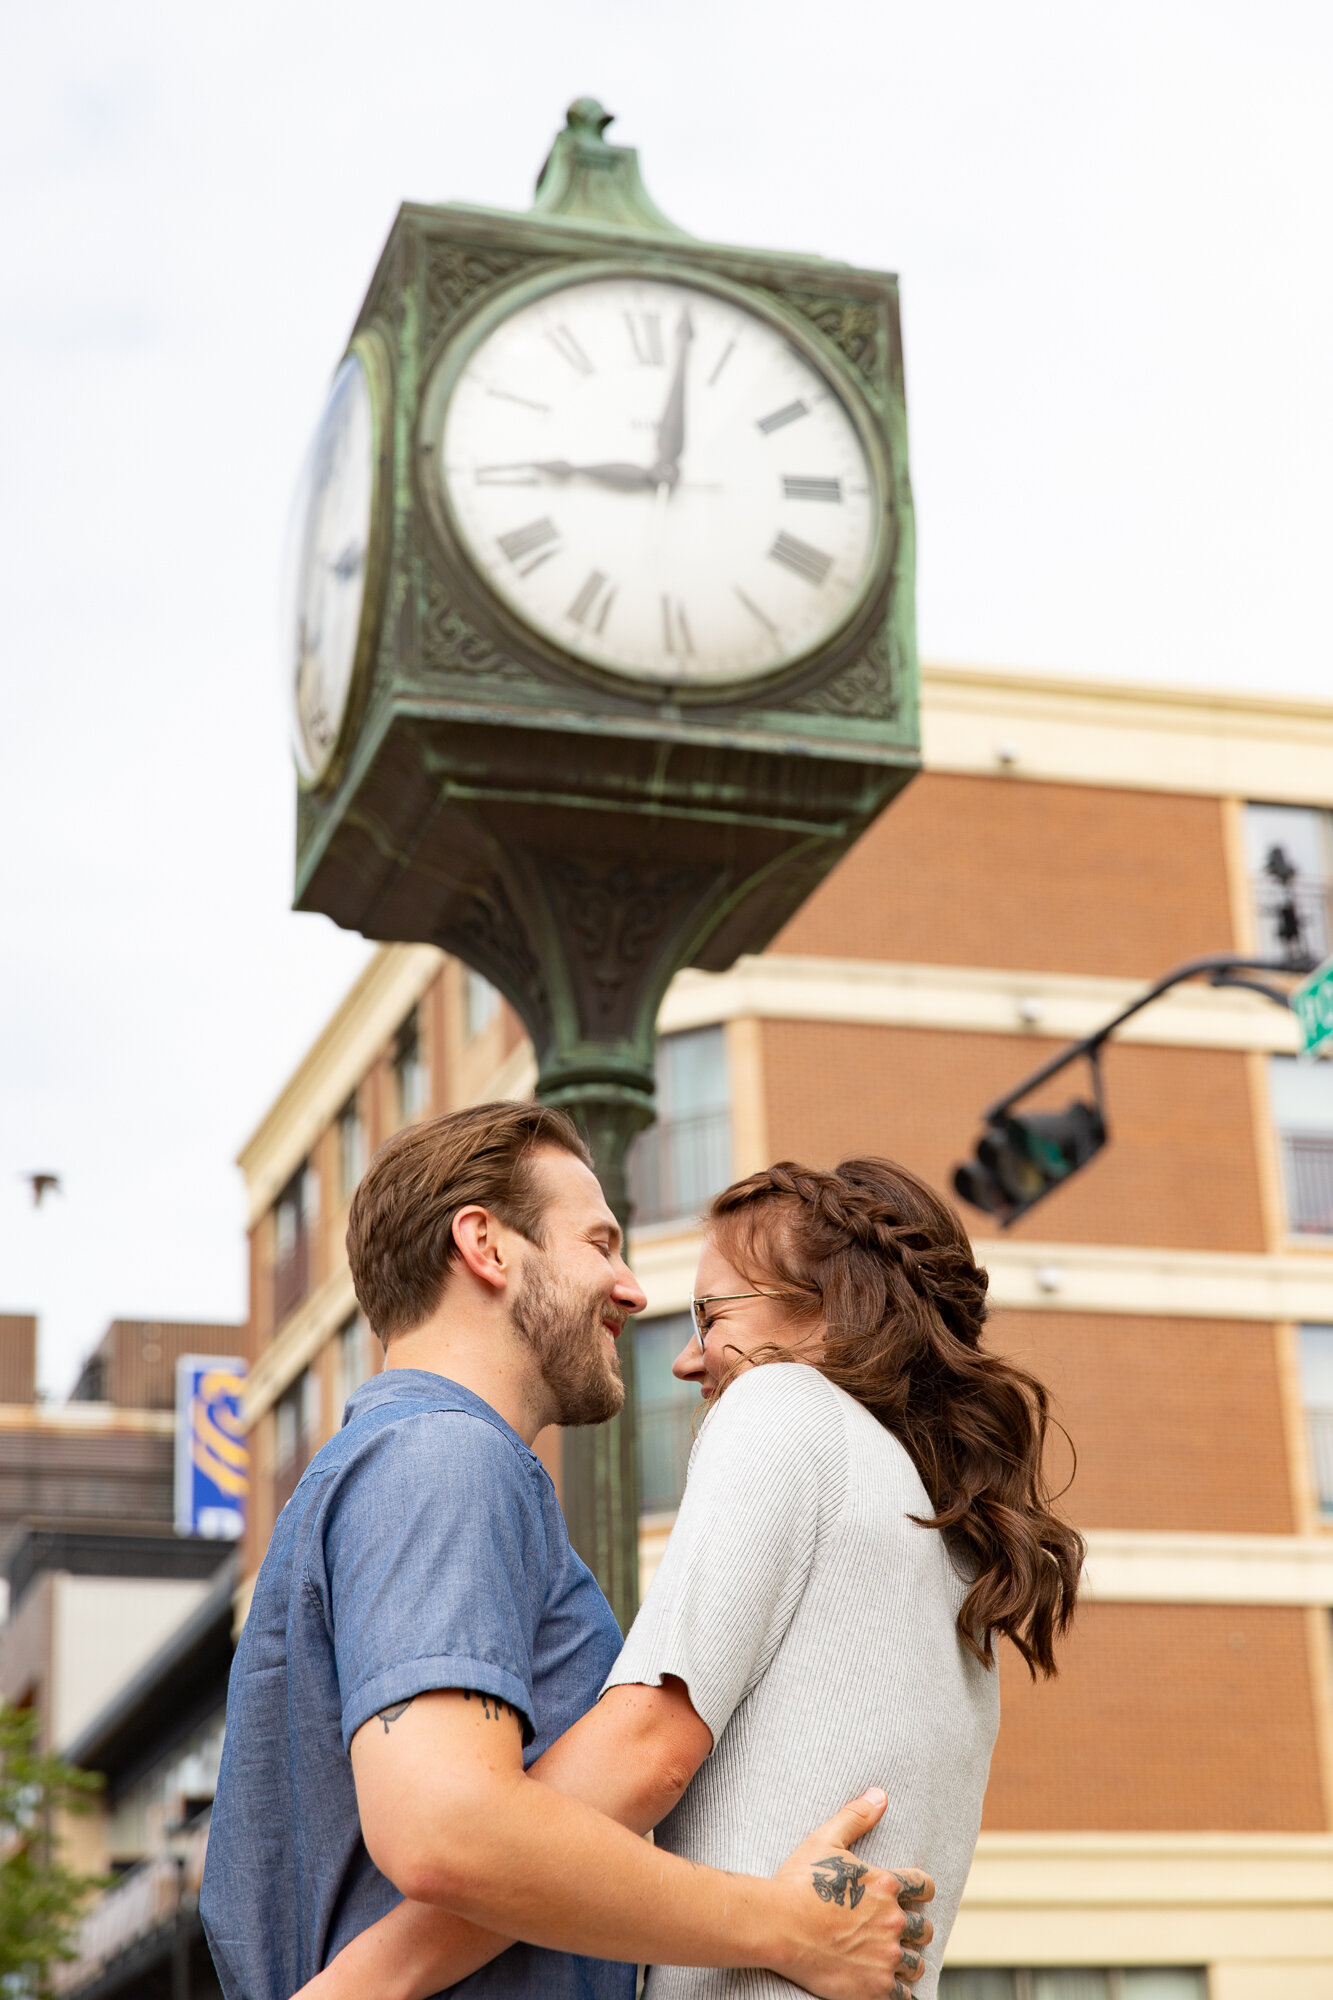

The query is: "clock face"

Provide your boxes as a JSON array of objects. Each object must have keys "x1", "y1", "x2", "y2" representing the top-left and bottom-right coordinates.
[
  {"x1": 288, "y1": 352, "x2": 375, "y2": 782},
  {"x1": 436, "y1": 274, "x2": 884, "y2": 686}
]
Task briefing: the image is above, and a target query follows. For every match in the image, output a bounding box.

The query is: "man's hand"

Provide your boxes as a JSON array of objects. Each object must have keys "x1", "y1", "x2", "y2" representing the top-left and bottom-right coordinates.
[{"x1": 770, "y1": 1791, "x2": 935, "y2": 2000}]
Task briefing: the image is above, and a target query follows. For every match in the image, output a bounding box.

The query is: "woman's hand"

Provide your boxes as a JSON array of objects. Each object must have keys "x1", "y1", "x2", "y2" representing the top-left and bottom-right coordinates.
[
  {"x1": 769, "y1": 1790, "x2": 935, "y2": 2000},
  {"x1": 287, "y1": 1903, "x2": 511, "y2": 2000}
]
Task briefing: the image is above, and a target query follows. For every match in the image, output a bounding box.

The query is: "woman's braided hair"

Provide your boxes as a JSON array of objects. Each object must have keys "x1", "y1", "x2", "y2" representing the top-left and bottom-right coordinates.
[{"x1": 706, "y1": 1157, "x2": 1084, "y2": 1679}]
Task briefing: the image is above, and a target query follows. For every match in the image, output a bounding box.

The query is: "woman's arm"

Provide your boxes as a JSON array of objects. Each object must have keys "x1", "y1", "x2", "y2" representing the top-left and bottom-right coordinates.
[{"x1": 291, "y1": 1677, "x2": 712, "y2": 2000}]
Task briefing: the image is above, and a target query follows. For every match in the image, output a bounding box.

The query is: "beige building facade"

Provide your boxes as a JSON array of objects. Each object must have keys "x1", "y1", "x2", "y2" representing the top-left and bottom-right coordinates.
[{"x1": 237, "y1": 663, "x2": 1333, "y2": 2000}]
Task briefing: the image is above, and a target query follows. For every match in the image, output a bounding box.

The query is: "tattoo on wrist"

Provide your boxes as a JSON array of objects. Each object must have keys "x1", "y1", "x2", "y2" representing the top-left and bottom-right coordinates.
[
  {"x1": 810, "y1": 1855, "x2": 868, "y2": 1909},
  {"x1": 376, "y1": 1698, "x2": 416, "y2": 1732},
  {"x1": 463, "y1": 1688, "x2": 516, "y2": 1723}
]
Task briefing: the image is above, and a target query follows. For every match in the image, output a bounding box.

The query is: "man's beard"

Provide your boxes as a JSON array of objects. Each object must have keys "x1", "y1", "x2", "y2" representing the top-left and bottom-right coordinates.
[{"x1": 509, "y1": 1250, "x2": 625, "y2": 1427}]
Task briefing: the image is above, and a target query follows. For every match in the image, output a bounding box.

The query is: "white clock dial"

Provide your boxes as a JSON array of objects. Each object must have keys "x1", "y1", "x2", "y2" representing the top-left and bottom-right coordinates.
[
  {"x1": 437, "y1": 275, "x2": 883, "y2": 686},
  {"x1": 287, "y1": 352, "x2": 375, "y2": 782}
]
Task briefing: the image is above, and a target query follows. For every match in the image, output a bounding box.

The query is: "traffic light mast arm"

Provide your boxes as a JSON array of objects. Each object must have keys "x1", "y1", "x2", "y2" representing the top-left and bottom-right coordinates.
[
  {"x1": 979, "y1": 952, "x2": 1313, "y2": 1124},
  {"x1": 953, "y1": 952, "x2": 1315, "y2": 1228}
]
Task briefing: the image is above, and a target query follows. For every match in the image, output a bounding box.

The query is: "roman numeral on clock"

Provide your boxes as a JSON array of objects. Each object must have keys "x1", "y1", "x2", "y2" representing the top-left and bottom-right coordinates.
[
  {"x1": 768, "y1": 530, "x2": 833, "y2": 587},
  {"x1": 782, "y1": 476, "x2": 842, "y2": 503},
  {"x1": 661, "y1": 595, "x2": 694, "y2": 656},
  {"x1": 625, "y1": 312, "x2": 664, "y2": 365},
  {"x1": 757, "y1": 400, "x2": 808, "y2": 435},
  {"x1": 567, "y1": 569, "x2": 617, "y2": 634},
  {"x1": 545, "y1": 323, "x2": 594, "y2": 375},
  {"x1": 497, "y1": 516, "x2": 561, "y2": 576}
]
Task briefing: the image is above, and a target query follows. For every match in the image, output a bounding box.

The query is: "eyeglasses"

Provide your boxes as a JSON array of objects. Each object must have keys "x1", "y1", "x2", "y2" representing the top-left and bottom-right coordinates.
[{"x1": 689, "y1": 1291, "x2": 768, "y2": 1352}]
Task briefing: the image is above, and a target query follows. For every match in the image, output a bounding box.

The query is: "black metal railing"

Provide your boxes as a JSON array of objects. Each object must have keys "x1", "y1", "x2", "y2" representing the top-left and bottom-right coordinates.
[
  {"x1": 628, "y1": 1109, "x2": 731, "y2": 1227},
  {"x1": 1282, "y1": 1133, "x2": 1333, "y2": 1236},
  {"x1": 637, "y1": 1395, "x2": 697, "y2": 1514},
  {"x1": 1252, "y1": 875, "x2": 1331, "y2": 966}
]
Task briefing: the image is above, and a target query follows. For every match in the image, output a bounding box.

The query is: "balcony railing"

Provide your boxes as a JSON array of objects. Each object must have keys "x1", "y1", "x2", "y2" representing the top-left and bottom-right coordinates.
[
  {"x1": 54, "y1": 1818, "x2": 209, "y2": 1993},
  {"x1": 628, "y1": 1109, "x2": 731, "y2": 1228},
  {"x1": 272, "y1": 1229, "x2": 308, "y2": 1326},
  {"x1": 1252, "y1": 875, "x2": 1331, "y2": 964},
  {"x1": 1307, "y1": 1408, "x2": 1333, "y2": 1517},
  {"x1": 1281, "y1": 1133, "x2": 1333, "y2": 1236},
  {"x1": 638, "y1": 1394, "x2": 697, "y2": 1514}
]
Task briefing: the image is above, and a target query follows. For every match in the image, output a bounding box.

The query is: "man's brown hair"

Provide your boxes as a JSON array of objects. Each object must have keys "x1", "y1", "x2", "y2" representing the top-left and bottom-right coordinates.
[{"x1": 346, "y1": 1101, "x2": 592, "y2": 1344}]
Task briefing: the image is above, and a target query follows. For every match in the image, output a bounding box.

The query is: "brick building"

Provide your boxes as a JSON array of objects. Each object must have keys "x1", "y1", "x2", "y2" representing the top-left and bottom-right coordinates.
[{"x1": 234, "y1": 663, "x2": 1333, "y2": 2000}]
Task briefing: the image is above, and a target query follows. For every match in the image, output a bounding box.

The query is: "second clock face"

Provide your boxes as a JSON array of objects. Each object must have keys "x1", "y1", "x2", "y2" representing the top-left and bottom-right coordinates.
[{"x1": 435, "y1": 274, "x2": 884, "y2": 686}]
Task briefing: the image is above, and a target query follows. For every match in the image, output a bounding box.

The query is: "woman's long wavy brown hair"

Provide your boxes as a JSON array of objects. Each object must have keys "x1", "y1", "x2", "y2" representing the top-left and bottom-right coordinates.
[{"x1": 706, "y1": 1157, "x2": 1083, "y2": 1678}]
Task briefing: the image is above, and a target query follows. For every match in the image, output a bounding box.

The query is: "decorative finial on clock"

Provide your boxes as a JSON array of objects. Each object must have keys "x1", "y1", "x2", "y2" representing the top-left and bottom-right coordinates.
[
  {"x1": 564, "y1": 97, "x2": 614, "y2": 140},
  {"x1": 532, "y1": 96, "x2": 686, "y2": 238}
]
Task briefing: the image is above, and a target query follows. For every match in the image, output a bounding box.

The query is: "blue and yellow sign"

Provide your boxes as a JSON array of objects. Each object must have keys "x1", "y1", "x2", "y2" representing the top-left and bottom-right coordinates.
[{"x1": 175, "y1": 1355, "x2": 248, "y2": 1539}]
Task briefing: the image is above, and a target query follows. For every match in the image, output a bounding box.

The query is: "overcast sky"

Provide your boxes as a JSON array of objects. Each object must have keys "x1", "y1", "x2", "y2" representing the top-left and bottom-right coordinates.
[{"x1": 2, "y1": 1, "x2": 1330, "y2": 1395}]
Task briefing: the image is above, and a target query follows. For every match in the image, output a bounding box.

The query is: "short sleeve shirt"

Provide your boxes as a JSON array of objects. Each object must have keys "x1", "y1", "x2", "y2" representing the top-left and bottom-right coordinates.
[
  {"x1": 606, "y1": 1364, "x2": 1000, "y2": 2000},
  {"x1": 201, "y1": 1370, "x2": 634, "y2": 2000}
]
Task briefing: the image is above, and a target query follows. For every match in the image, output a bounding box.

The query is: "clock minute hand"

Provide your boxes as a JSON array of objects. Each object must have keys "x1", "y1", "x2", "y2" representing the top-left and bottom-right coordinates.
[
  {"x1": 476, "y1": 459, "x2": 657, "y2": 491},
  {"x1": 652, "y1": 308, "x2": 695, "y2": 485}
]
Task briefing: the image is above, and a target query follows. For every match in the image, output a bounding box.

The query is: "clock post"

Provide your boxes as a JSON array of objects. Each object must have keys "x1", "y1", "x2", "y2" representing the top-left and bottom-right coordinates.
[{"x1": 285, "y1": 100, "x2": 921, "y2": 1629}]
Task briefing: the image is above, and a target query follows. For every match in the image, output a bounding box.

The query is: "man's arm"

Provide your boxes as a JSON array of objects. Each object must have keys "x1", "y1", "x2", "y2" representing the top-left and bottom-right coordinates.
[
  {"x1": 293, "y1": 1677, "x2": 714, "y2": 2000},
  {"x1": 332, "y1": 1684, "x2": 927, "y2": 2000}
]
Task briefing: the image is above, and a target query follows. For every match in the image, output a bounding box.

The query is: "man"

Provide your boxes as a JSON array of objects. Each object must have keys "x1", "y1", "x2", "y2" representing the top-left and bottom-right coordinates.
[{"x1": 201, "y1": 1102, "x2": 930, "y2": 1999}]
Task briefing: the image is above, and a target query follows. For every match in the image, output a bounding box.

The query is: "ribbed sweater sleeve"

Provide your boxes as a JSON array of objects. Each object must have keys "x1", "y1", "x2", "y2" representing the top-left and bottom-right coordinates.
[{"x1": 604, "y1": 1364, "x2": 848, "y2": 1747}]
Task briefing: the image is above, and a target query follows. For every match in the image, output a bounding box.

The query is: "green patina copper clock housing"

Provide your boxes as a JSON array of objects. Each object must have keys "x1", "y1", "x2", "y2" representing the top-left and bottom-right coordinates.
[{"x1": 288, "y1": 99, "x2": 920, "y2": 1623}]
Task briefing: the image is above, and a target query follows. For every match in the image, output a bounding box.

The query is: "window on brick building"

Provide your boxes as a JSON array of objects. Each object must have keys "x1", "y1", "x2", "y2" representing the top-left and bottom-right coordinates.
[
  {"x1": 394, "y1": 1009, "x2": 428, "y2": 1123},
  {"x1": 1244, "y1": 803, "x2": 1332, "y2": 965},
  {"x1": 939, "y1": 1971, "x2": 1205, "y2": 2000},
  {"x1": 635, "y1": 1312, "x2": 699, "y2": 1515},
  {"x1": 338, "y1": 1092, "x2": 366, "y2": 1200},
  {"x1": 1299, "y1": 1324, "x2": 1333, "y2": 1518},
  {"x1": 627, "y1": 1027, "x2": 731, "y2": 1228},
  {"x1": 273, "y1": 1162, "x2": 317, "y2": 1325},
  {"x1": 465, "y1": 969, "x2": 501, "y2": 1039},
  {"x1": 1269, "y1": 1055, "x2": 1333, "y2": 1236},
  {"x1": 273, "y1": 1366, "x2": 321, "y2": 1513},
  {"x1": 337, "y1": 1311, "x2": 374, "y2": 1415}
]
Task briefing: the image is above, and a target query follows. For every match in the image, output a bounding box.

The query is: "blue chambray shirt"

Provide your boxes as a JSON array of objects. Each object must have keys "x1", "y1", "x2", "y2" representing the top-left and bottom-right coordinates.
[{"x1": 200, "y1": 1370, "x2": 634, "y2": 2000}]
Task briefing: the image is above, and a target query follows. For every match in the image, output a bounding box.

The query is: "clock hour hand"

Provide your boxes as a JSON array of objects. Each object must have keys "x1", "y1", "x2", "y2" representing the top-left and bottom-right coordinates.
[
  {"x1": 474, "y1": 459, "x2": 657, "y2": 491},
  {"x1": 652, "y1": 308, "x2": 695, "y2": 486}
]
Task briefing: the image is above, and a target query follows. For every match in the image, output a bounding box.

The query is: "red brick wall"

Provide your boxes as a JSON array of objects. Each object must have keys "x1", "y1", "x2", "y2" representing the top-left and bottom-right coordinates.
[
  {"x1": 986, "y1": 1312, "x2": 1295, "y2": 1535},
  {"x1": 775, "y1": 775, "x2": 1237, "y2": 978},
  {"x1": 983, "y1": 1604, "x2": 1326, "y2": 1830}
]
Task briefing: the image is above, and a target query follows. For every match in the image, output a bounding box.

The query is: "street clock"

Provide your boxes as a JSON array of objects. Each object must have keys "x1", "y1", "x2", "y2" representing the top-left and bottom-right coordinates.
[{"x1": 286, "y1": 99, "x2": 920, "y2": 1623}]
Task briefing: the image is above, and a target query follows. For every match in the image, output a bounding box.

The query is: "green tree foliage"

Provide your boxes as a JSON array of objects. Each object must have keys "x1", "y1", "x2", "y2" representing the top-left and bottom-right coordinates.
[{"x1": 0, "y1": 1704, "x2": 103, "y2": 1998}]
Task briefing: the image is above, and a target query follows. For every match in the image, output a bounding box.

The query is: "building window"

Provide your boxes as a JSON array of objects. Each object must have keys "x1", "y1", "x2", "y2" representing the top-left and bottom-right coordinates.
[
  {"x1": 338, "y1": 1093, "x2": 366, "y2": 1201},
  {"x1": 939, "y1": 1973, "x2": 1206, "y2": 2000},
  {"x1": 1299, "y1": 1324, "x2": 1333, "y2": 1518},
  {"x1": 273, "y1": 1366, "x2": 321, "y2": 1513},
  {"x1": 337, "y1": 1311, "x2": 373, "y2": 1415},
  {"x1": 1245, "y1": 803, "x2": 1332, "y2": 965},
  {"x1": 394, "y1": 1009, "x2": 428, "y2": 1123},
  {"x1": 635, "y1": 1312, "x2": 699, "y2": 1515},
  {"x1": 465, "y1": 969, "x2": 501, "y2": 1039},
  {"x1": 1269, "y1": 1055, "x2": 1333, "y2": 1235},
  {"x1": 272, "y1": 1162, "x2": 317, "y2": 1325},
  {"x1": 627, "y1": 1027, "x2": 732, "y2": 1228}
]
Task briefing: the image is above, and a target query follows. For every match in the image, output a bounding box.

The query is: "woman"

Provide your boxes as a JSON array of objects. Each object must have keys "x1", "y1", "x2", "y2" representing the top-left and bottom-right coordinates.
[{"x1": 298, "y1": 1157, "x2": 1082, "y2": 1999}]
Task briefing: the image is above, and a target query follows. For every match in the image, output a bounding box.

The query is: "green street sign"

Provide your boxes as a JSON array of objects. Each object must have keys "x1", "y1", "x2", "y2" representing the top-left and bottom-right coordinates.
[{"x1": 1293, "y1": 957, "x2": 1333, "y2": 1057}]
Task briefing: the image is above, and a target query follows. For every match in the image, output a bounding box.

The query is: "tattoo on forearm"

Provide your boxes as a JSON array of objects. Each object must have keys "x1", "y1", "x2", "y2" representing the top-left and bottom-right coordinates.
[
  {"x1": 376, "y1": 1698, "x2": 416, "y2": 1732},
  {"x1": 462, "y1": 1687, "x2": 517, "y2": 1723},
  {"x1": 810, "y1": 1855, "x2": 868, "y2": 1909}
]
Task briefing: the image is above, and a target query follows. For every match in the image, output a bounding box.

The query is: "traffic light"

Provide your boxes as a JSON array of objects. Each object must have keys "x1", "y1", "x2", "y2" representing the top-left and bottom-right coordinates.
[{"x1": 953, "y1": 1100, "x2": 1107, "y2": 1226}]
